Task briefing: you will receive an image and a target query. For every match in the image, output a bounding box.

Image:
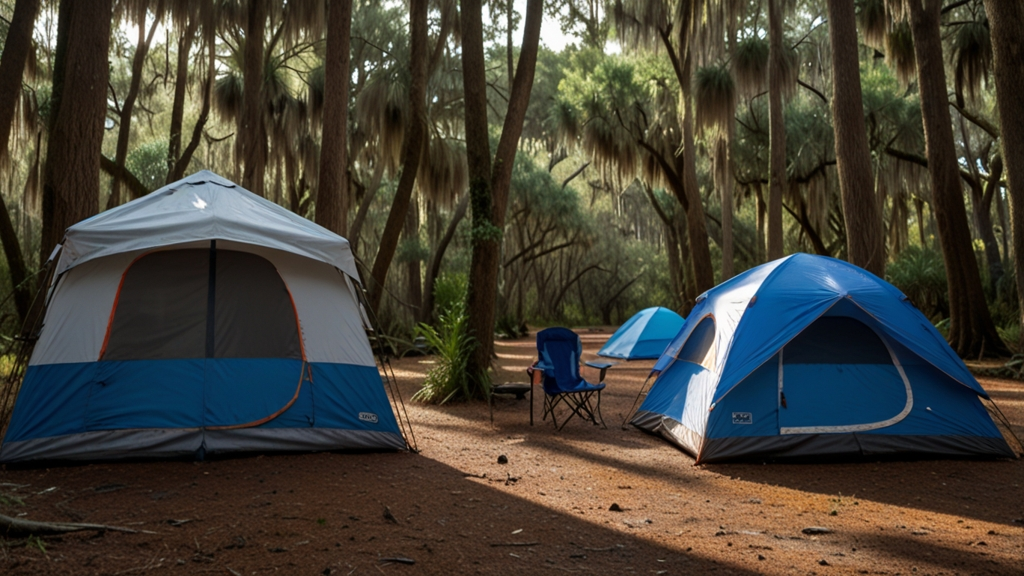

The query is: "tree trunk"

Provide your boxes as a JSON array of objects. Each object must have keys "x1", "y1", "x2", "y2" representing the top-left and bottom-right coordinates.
[
  {"x1": 404, "y1": 195, "x2": 422, "y2": 317},
  {"x1": 463, "y1": 0, "x2": 543, "y2": 392},
  {"x1": 908, "y1": 0, "x2": 1006, "y2": 357},
  {"x1": 241, "y1": 0, "x2": 267, "y2": 197},
  {"x1": 766, "y1": 0, "x2": 786, "y2": 261},
  {"x1": 642, "y1": 183, "x2": 683, "y2": 306},
  {"x1": 914, "y1": 196, "x2": 926, "y2": 247},
  {"x1": 826, "y1": 0, "x2": 885, "y2": 276},
  {"x1": 0, "y1": 0, "x2": 40, "y2": 323},
  {"x1": 108, "y1": 7, "x2": 161, "y2": 210},
  {"x1": 166, "y1": 18, "x2": 197, "y2": 183},
  {"x1": 679, "y1": 54, "x2": 715, "y2": 293},
  {"x1": 676, "y1": 208, "x2": 696, "y2": 314},
  {"x1": 717, "y1": 138, "x2": 734, "y2": 280},
  {"x1": 40, "y1": 0, "x2": 113, "y2": 265},
  {"x1": 315, "y1": 0, "x2": 353, "y2": 235},
  {"x1": 366, "y1": 0, "x2": 427, "y2": 313},
  {"x1": 422, "y1": 193, "x2": 470, "y2": 323},
  {"x1": 968, "y1": 156, "x2": 1003, "y2": 291},
  {"x1": 349, "y1": 160, "x2": 385, "y2": 256},
  {"x1": 754, "y1": 182, "x2": 765, "y2": 261},
  {"x1": 983, "y1": 0, "x2": 1024, "y2": 347},
  {"x1": 169, "y1": 36, "x2": 216, "y2": 183}
]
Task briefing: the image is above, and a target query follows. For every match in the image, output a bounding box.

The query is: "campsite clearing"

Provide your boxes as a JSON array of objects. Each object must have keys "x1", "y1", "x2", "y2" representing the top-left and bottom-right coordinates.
[{"x1": 1, "y1": 330, "x2": 1022, "y2": 575}]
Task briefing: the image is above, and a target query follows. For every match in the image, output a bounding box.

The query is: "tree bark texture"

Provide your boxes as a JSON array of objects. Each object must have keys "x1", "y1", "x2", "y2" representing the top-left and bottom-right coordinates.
[
  {"x1": 908, "y1": 0, "x2": 1006, "y2": 357},
  {"x1": 717, "y1": 139, "x2": 734, "y2": 280},
  {"x1": 765, "y1": 0, "x2": 786, "y2": 258},
  {"x1": 40, "y1": 0, "x2": 113, "y2": 265},
  {"x1": 983, "y1": 0, "x2": 1024, "y2": 348},
  {"x1": 656, "y1": 28, "x2": 713, "y2": 294},
  {"x1": 166, "y1": 18, "x2": 197, "y2": 183},
  {"x1": 422, "y1": 193, "x2": 470, "y2": 323},
  {"x1": 0, "y1": 0, "x2": 41, "y2": 322},
  {"x1": 404, "y1": 195, "x2": 422, "y2": 316},
  {"x1": 240, "y1": 0, "x2": 267, "y2": 197},
  {"x1": 679, "y1": 54, "x2": 715, "y2": 293},
  {"x1": 169, "y1": 36, "x2": 216, "y2": 182},
  {"x1": 463, "y1": 0, "x2": 543, "y2": 390},
  {"x1": 767, "y1": 0, "x2": 786, "y2": 261},
  {"x1": 109, "y1": 7, "x2": 161, "y2": 210},
  {"x1": 348, "y1": 160, "x2": 385, "y2": 256},
  {"x1": 367, "y1": 0, "x2": 427, "y2": 313},
  {"x1": 315, "y1": 0, "x2": 353, "y2": 236},
  {"x1": 826, "y1": 0, "x2": 885, "y2": 276}
]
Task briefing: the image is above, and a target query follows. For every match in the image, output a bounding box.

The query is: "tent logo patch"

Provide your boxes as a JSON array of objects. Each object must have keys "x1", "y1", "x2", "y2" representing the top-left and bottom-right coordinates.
[
  {"x1": 358, "y1": 412, "x2": 379, "y2": 424},
  {"x1": 732, "y1": 412, "x2": 753, "y2": 425}
]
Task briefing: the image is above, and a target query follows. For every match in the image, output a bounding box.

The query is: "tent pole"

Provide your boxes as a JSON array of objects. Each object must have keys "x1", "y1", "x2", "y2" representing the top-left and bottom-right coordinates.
[
  {"x1": 351, "y1": 267, "x2": 418, "y2": 453},
  {"x1": 621, "y1": 374, "x2": 653, "y2": 429},
  {"x1": 0, "y1": 257, "x2": 58, "y2": 443}
]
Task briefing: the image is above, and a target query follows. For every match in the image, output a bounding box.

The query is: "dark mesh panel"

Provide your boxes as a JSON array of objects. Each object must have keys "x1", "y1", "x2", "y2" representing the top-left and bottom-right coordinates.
[
  {"x1": 213, "y1": 250, "x2": 302, "y2": 359},
  {"x1": 103, "y1": 249, "x2": 209, "y2": 360},
  {"x1": 677, "y1": 316, "x2": 716, "y2": 368},
  {"x1": 784, "y1": 317, "x2": 891, "y2": 364}
]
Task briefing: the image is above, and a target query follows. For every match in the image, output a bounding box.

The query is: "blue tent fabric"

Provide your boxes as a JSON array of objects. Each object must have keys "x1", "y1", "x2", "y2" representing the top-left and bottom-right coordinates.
[
  {"x1": 598, "y1": 307, "x2": 685, "y2": 360},
  {"x1": 632, "y1": 254, "x2": 1014, "y2": 463}
]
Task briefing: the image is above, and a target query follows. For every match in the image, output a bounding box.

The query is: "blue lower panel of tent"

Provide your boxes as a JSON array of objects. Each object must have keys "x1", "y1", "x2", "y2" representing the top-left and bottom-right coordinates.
[
  {"x1": 635, "y1": 355, "x2": 1013, "y2": 462},
  {"x1": 0, "y1": 359, "x2": 405, "y2": 463}
]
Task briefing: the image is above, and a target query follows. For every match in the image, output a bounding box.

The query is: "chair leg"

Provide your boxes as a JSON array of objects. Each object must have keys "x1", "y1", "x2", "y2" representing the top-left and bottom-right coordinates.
[
  {"x1": 594, "y1": 390, "x2": 606, "y2": 429},
  {"x1": 543, "y1": 395, "x2": 560, "y2": 429}
]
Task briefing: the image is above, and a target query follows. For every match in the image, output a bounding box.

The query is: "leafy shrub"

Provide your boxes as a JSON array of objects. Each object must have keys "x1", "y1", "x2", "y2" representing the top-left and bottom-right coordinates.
[
  {"x1": 433, "y1": 272, "x2": 468, "y2": 318},
  {"x1": 125, "y1": 139, "x2": 170, "y2": 192},
  {"x1": 886, "y1": 246, "x2": 948, "y2": 320},
  {"x1": 411, "y1": 303, "x2": 478, "y2": 404},
  {"x1": 495, "y1": 312, "x2": 527, "y2": 339},
  {"x1": 997, "y1": 324, "x2": 1020, "y2": 355}
]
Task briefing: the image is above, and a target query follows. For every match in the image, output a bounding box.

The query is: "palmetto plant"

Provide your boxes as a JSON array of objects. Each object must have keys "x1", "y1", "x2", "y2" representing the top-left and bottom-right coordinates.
[{"x1": 412, "y1": 301, "x2": 479, "y2": 404}]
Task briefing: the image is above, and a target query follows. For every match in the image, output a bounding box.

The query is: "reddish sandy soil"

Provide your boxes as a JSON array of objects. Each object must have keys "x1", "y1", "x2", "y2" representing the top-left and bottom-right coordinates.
[{"x1": 1, "y1": 328, "x2": 1022, "y2": 575}]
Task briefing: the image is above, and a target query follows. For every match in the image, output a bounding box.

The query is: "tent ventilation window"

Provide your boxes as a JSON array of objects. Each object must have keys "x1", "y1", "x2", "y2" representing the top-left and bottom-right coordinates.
[{"x1": 676, "y1": 316, "x2": 716, "y2": 371}]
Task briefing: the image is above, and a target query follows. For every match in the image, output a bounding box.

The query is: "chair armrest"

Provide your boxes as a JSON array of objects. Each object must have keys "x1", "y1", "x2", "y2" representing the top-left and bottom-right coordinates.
[
  {"x1": 585, "y1": 361, "x2": 615, "y2": 382},
  {"x1": 527, "y1": 361, "x2": 552, "y2": 385}
]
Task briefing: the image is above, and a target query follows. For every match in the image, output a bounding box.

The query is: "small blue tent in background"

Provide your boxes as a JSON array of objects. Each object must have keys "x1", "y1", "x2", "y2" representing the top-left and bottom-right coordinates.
[
  {"x1": 632, "y1": 254, "x2": 1014, "y2": 463},
  {"x1": 598, "y1": 307, "x2": 685, "y2": 360}
]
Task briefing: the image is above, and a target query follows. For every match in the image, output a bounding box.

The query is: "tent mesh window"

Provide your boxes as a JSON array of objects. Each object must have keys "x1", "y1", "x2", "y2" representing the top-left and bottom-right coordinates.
[
  {"x1": 677, "y1": 316, "x2": 716, "y2": 370},
  {"x1": 784, "y1": 317, "x2": 891, "y2": 364},
  {"x1": 102, "y1": 247, "x2": 302, "y2": 361}
]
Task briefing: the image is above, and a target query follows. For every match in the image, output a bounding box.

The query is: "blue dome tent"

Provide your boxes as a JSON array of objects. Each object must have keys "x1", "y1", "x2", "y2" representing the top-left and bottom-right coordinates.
[
  {"x1": 598, "y1": 307, "x2": 685, "y2": 360},
  {"x1": 631, "y1": 254, "x2": 1014, "y2": 463}
]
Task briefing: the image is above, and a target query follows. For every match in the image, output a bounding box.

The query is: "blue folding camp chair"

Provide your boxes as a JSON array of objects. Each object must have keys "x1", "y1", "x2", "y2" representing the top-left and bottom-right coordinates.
[{"x1": 527, "y1": 327, "x2": 608, "y2": 430}]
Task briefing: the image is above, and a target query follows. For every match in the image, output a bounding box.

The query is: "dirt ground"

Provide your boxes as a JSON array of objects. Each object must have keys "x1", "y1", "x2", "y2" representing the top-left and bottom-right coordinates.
[{"x1": 1, "y1": 328, "x2": 1022, "y2": 575}]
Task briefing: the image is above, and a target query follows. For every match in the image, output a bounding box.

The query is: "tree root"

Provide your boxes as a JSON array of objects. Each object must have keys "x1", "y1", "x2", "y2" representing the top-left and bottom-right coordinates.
[{"x1": 0, "y1": 513, "x2": 155, "y2": 537}]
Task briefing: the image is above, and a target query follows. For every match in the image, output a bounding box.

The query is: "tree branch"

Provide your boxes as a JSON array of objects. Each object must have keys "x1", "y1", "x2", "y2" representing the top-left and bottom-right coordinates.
[
  {"x1": 561, "y1": 161, "x2": 590, "y2": 189},
  {"x1": 100, "y1": 155, "x2": 149, "y2": 200},
  {"x1": 949, "y1": 100, "x2": 1000, "y2": 140},
  {"x1": 798, "y1": 79, "x2": 828, "y2": 104}
]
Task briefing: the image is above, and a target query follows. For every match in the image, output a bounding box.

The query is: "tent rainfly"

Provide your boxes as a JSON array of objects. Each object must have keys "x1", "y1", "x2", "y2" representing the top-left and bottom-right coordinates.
[
  {"x1": 598, "y1": 307, "x2": 685, "y2": 360},
  {"x1": 632, "y1": 254, "x2": 1015, "y2": 463},
  {"x1": 0, "y1": 171, "x2": 409, "y2": 463}
]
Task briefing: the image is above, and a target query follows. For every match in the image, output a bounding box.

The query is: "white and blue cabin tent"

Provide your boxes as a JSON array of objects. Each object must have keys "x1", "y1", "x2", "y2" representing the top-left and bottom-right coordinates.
[
  {"x1": 0, "y1": 171, "x2": 408, "y2": 463},
  {"x1": 598, "y1": 307, "x2": 685, "y2": 360},
  {"x1": 632, "y1": 253, "x2": 1014, "y2": 463}
]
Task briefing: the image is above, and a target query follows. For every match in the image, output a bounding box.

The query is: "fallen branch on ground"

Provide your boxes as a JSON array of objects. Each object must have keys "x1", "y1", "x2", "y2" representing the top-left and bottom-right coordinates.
[{"x1": 0, "y1": 513, "x2": 156, "y2": 537}]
